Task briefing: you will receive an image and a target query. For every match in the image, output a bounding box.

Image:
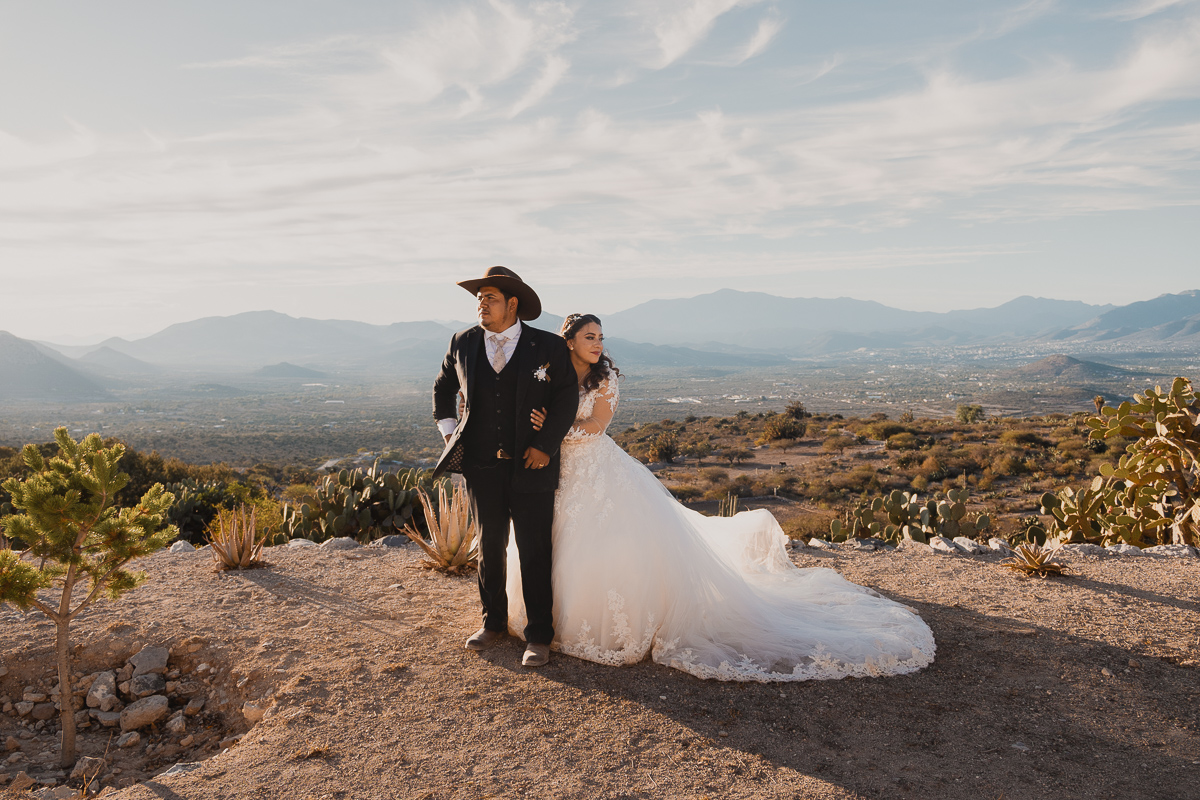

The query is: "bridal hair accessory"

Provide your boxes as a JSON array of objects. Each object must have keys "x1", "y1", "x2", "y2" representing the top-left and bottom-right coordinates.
[
  {"x1": 533, "y1": 363, "x2": 550, "y2": 382},
  {"x1": 560, "y1": 312, "x2": 602, "y2": 339},
  {"x1": 456, "y1": 266, "x2": 542, "y2": 321}
]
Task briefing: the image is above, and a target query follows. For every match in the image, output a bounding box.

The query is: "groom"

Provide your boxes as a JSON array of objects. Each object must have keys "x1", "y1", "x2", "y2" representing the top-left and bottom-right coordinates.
[{"x1": 432, "y1": 267, "x2": 578, "y2": 667}]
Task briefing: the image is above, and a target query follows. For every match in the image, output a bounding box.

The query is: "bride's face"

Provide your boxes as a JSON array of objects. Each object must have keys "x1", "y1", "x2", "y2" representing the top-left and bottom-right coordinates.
[{"x1": 568, "y1": 322, "x2": 604, "y2": 365}]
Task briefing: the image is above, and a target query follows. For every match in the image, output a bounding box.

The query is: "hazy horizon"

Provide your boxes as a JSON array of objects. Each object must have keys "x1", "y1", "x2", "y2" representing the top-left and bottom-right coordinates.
[{"x1": 3, "y1": 1, "x2": 1200, "y2": 341}]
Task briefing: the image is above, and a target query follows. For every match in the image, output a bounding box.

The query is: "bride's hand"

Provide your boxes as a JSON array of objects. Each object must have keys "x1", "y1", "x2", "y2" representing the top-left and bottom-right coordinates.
[{"x1": 530, "y1": 407, "x2": 546, "y2": 431}]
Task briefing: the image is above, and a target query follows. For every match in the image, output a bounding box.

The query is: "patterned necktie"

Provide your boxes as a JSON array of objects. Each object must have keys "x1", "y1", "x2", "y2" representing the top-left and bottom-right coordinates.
[{"x1": 490, "y1": 335, "x2": 509, "y2": 372}]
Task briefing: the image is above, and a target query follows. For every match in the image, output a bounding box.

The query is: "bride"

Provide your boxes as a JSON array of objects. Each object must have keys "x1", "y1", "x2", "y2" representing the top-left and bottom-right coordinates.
[{"x1": 506, "y1": 313, "x2": 935, "y2": 682}]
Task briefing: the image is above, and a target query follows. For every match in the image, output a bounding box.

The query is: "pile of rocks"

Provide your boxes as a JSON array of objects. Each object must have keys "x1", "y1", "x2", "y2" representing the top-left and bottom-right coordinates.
[{"x1": 0, "y1": 641, "x2": 228, "y2": 793}]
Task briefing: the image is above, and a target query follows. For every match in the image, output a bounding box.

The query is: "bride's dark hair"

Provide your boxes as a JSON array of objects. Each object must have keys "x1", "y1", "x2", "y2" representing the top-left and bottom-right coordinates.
[{"x1": 560, "y1": 313, "x2": 621, "y2": 392}]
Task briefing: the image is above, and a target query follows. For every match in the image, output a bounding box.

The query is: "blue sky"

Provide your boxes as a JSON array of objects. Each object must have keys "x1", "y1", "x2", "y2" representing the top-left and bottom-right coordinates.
[{"x1": 2, "y1": 0, "x2": 1198, "y2": 341}]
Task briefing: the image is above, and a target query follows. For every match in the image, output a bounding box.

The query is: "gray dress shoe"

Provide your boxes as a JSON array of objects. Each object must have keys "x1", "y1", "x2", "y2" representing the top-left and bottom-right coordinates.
[
  {"x1": 465, "y1": 627, "x2": 505, "y2": 651},
  {"x1": 522, "y1": 643, "x2": 550, "y2": 667}
]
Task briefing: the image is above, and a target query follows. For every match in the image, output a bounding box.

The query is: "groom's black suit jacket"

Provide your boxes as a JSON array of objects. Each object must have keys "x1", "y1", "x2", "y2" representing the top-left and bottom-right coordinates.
[{"x1": 432, "y1": 323, "x2": 578, "y2": 491}]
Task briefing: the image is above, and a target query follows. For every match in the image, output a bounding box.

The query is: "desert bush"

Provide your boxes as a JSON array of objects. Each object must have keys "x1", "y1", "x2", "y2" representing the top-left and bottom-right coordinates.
[
  {"x1": 683, "y1": 440, "x2": 713, "y2": 463},
  {"x1": 699, "y1": 467, "x2": 729, "y2": 484},
  {"x1": 956, "y1": 404, "x2": 986, "y2": 423},
  {"x1": 758, "y1": 415, "x2": 805, "y2": 444},
  {"x1": 650, "y1": 432, "x2": 680, "y2": 463},
  {"x1": 0, "y1": 428, "x2": 176, "y2": 766},
  {"x1": 820, "y1": 435, "x2": 855, "y2": 454},
  {"x1": 721, "y1": 448, "x2": 752, "y2": 465},
  {"x1": 999, "y1": 430, "x2": 1052, "y2": 448},
  {"x1": 863, "y1": 421, "x2": 907, "y2": 441},
  {"x1": 784, "y1": 401, "x2": 811, "y2": 420},
  {"x1": 670, "y1": 485, "x2": 703, "y2": 501},
  {"x1": 886, "y1": 432, "x2": 920, "y2": 450}
]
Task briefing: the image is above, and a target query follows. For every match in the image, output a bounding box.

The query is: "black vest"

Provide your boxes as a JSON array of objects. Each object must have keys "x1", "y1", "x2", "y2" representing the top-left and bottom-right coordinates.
[{"x1": 464, "y1": 336, "x2": 518, "y2": 467}]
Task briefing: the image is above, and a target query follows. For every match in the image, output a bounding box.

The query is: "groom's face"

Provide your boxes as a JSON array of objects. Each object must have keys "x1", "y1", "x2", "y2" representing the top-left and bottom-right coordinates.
[{"x1": 477, "y1": 285, "x2": 519, "y2": 332}]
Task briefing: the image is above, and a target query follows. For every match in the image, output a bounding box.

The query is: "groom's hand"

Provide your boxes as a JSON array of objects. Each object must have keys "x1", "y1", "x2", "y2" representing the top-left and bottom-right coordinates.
[{"x1": 524, "y1": 447, "x2": 550, "y2": 469}]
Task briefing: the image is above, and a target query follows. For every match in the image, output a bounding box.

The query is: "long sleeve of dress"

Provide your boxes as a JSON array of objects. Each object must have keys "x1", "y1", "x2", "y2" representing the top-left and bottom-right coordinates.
[{"x1": 567, "y1": 376, "x2": 619, "y2": 440}]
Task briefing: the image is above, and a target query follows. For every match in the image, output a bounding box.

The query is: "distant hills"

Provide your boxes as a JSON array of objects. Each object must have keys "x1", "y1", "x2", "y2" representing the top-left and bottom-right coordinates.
[
  {"x1": 0, "y1": 331, "x2": 106, "y2": 400},
  {"x1": 5, "y1": 289, "x2": 1198, "y2": 398}
]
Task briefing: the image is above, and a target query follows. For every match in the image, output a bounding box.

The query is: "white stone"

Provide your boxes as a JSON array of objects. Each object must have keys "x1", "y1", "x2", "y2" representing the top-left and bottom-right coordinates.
[
  {"x1": 242, "y1": 701, "x2": 267, "y2": 723},
  {"x1": 929, "y1": 535, "x2": 966, "y2": 555},
  {"x1": 169, "y1": 541, "x2": 195, "y2": 553},
  {"x1": 129, "y1": 645, "x2": 170, "y2": 677},
  {"x1": 287, "y1": 538, "x2": 317, "y2": 548},
  {"x1": 70, "y1": 756, "x2": 105, "y2": 780},
  {"x1": 14, "y1": 702, "x2": 33, "y2": 717},
  {"x1": 988, "y1": 537, "x2": 1015, "y2": 555},
  {"x1": 1058, "y1": 543, "x2": 1109, "y2": 557},
  {"x1": 21, "y1": 691, "x2": 47, "y2": 703},
  {"x1": 952, "y1": 536, "x2": 987, "y2": 555},
  {"x1": 1107, "y1": 542, "x2": 1142, "y2": 556},
  {"x1": 1143, "y1": 544, "x2": 1199, "y2": 558},
  {"x1": 120, "y1": 695, "x2": 170, "y2": 731},
  {"x1": 898, "y1": 538, "x2": 934, "y2": 553},
  {"x1": 165, "y1": 714, "x2": 187, "y2": 735},
  {"x1": 116, "y1": 731, "x2": 140, "y2": 748},
  {"x1": 321, "y1": 537, "x2": 359, "y2": 550},
  {"x1": 807, "y1": 538, "x2": 836, "y2": 550}
]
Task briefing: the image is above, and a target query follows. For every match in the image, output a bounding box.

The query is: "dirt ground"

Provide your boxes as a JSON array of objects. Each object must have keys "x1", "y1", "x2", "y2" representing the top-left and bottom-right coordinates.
[{"x1": 2, "y1": 541, "x2": 1198, "y2": 800}]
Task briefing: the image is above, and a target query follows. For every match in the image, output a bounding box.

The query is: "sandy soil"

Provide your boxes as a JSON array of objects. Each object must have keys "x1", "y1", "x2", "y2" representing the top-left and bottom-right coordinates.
[{"x1": 2, "y1": 541, "x2": 1199, "y2": 800}]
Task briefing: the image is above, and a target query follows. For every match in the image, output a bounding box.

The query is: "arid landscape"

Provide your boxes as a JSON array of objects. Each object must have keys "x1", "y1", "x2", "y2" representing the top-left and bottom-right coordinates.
[{"x1": 1, "y1": 540, "x2": 1198, "y2": 799}]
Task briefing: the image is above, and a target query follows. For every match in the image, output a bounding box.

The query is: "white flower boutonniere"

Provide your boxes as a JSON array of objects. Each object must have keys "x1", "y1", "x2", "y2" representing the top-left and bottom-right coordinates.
[{"x1": 533, "y1": 362, "x2": 550, "y2": 382}]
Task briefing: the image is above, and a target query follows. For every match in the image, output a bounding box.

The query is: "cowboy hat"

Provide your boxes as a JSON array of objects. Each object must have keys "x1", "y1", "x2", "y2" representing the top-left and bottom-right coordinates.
[{"x1": 457, "y1": 266, "x2": 542, "y2": 321}]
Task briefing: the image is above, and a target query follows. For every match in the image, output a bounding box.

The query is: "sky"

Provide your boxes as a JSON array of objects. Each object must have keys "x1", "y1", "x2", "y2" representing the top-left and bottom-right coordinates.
[{"x1": 1, "y1": 0, "x2": 1199, "y2": 342}]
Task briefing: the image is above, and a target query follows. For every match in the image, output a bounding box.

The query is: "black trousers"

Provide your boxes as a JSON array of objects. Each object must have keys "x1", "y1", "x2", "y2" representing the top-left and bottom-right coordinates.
[{"x1": 463, "y1": 462, "x2": 555, "y2": 645}]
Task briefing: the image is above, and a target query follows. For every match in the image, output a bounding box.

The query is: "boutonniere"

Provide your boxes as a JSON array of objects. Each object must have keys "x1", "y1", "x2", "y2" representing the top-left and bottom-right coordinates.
[{"x1": 533, "y1": 362, "x2": 550, "y2": 382}]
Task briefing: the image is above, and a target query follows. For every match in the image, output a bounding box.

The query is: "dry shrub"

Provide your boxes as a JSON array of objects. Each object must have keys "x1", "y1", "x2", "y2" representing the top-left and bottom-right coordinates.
[
  {"x1": 208, "y1": 504, "x2": 266, "y2": 570},
  {"x1": 404, "y1": 485, "x2": 480, "y2": 575}
]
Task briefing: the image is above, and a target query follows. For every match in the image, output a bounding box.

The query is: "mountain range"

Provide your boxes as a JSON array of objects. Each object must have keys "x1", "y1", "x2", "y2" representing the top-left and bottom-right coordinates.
[{"x1": 4, "y1": 289, "x2": 1199, "y2": 399}]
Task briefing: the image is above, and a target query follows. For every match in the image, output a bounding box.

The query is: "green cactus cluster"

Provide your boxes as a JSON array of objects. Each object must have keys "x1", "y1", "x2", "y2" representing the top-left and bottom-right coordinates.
[
  {"x1": 829, "y1": 488, "x2": 990, "y2": 545},
  {"x1": 282, "y1": 461, "x2": 445, "y2": 543},
  {"x1": 166, "y1": 479, "x2": 243, "y2": 544},
  {"x1": 1036, "y1": 378, "x2": 1199, "y2": 548}
]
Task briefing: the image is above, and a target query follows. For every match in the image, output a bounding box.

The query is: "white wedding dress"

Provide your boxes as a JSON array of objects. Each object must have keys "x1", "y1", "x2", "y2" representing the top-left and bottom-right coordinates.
[{"x1": 506, "y1": 376, "x2": 935, "y2": 682}]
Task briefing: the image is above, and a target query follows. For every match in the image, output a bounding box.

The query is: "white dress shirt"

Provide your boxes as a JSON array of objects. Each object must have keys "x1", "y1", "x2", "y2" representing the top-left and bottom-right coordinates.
[{"x1": 437, "y1": 321, "x2": 523, "y2": 439}]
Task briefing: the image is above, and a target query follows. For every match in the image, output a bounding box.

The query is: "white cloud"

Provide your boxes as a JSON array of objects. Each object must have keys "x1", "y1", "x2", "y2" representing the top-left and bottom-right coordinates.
[
  {"x1": 509, "y1": 54, "x2": 570, "y2": 117},
  {"x1": 642, "y1": 0, "x2": 765, "y2": 68},
  {"x1": 1101, "y1": 0, "x2": 1199, "y2": 22},
  {"x1": 733, "y1": 10, "x2": 784, "y2": 64}
]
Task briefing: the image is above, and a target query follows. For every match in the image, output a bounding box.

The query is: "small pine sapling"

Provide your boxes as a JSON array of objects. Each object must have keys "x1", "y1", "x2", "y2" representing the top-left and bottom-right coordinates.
[{"x1": 0, "y1": 428, "x2": 176, "y2": 768}]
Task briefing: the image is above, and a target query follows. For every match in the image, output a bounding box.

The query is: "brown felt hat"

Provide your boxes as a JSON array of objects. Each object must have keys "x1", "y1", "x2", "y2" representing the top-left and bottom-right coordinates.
[{"x1": 457, "y1": 266, "x2": 542, "y2": 321}]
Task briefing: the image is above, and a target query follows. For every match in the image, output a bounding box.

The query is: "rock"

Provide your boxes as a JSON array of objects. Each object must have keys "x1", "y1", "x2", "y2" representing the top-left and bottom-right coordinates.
[
  {"x1": 120, "y1": 695, "x2": 170, "y2": 731},
  {"x1": 1143, "y1": 544, "x2": 1199, "y2": 558},
  {"x1": 988, "y1": 537, "x2": 1015, "y2": 555},
  {"x1": 218, "y1": 735, "x2": 242, "y2": 750},
  {"x1": 183, "y1": 697, "x2": 205, "y2": 716},
  {"x1": 807, "y1": 538, "x2": 836, "y2": 550},
  {"x1": 372, "y1": 535, "x2": 409, "y2": 548},
  {"x1": 850, "y1": 539, "x2": 876, "y2": 551},
  {"x1": 952, "y1": 536, "x2": 987, "y2": 555},
  {"x1": 169, "y1": 541, "x2": 196, "y2": 553},
  {"x1": 1058, "y1": 543, "x2": 1109, "y2": 557},
  {"x1": 287, "y1": 538, "x2": 317, "y2": 548},
  {"x1": 10, "y1": 772, "x2": 35, "y2": 791},
  {"x1": 180, "y1": 734, "x2": 195, "y2": 747},
  {"x1": 162, "y1": 761, "x2": 202, "y2": 777},
  {"x1": 1101, "y1": 667, "x2": 1114, "y2": 677},
  {"x1": 116, "y1": 731, "x2": 141, "y2": 749},
  {"x1": 91, "y1": 710, "x2": 122, "y2": 727},
  {"x1": 897, "y1": 538, "x2": 933, "y2": 553},
  {"x1": 165, "y1": 714, "x2": 187, "y2": 735},
  {"x1": 0, "y1": 666, "x2": 7, "y2": 677},
  {"x1": 929, "y1": 536, "x2": 966, "y2": 555},
  {"x1": 116, "y1": 664, "x2": 134, "y2": 683},
  {"x1": 31, "y1": 703, "x2": 56, "y2": 721},
  {"x1": 321, "y1": 537, "x2": 359, "y2": 550},
  {"x1": 4, "y1": 737, "x2": 18, "y2": 751},
  {"x1": 1011, "y1": 742, "x2": 1031, "y2": 752},
  {"x1": 118, "y1": 681, "x2": 131, "y2": 697},
  {"x1": 70, "y1": 756, "x2": 105, "y2": 780},
  {"x1": 129, "y1": 645, "x2": 170, "y2": 677},
  {"x1": 242, "y1": 702, "x2": 267, "y2": 723},
  {"x1": 1107, "y1": 542, "x2": 1142, "y2": 556},
  {"x1": 35, "y1": 786, "x2": 77, "y2": 800},
  {"x1": 86, "y1": 671, "x2": 117, "y2": 711},
  {"x1": 1128, "y1": 659, "x2": 1141, "y2": 669},
  {"x1": 14, "y1": 702, "x2": 33, "y2": 717},
  {"x1": 21, "y1": 690, "x2": 47, "y2": 703},
  {"x1": 129, "y1": 673, "x2": 166, "y2": 698}
]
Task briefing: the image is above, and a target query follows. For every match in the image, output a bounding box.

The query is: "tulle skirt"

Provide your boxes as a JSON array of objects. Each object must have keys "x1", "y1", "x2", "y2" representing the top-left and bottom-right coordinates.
[{"x1": 507, "y1": 435, "x2": 935, "y2": 681}]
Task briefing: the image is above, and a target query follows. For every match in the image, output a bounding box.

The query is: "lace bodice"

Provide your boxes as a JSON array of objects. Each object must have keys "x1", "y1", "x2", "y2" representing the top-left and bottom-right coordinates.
[{"x1": 565, "y1": 375, "x2": 619, "y2": 441}]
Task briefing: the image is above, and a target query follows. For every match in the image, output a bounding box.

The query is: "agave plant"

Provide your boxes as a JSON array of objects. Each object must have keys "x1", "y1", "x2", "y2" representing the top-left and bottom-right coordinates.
[
  {"x1": 1003, "y1": 542, "x2": 1068, "y2": 578},
  {"x1": 209, "y1": 504, "x2": 265, "y2": 570},
  {"x1": 404, "y1": 485, "x2": 479, "y2": 574}
]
